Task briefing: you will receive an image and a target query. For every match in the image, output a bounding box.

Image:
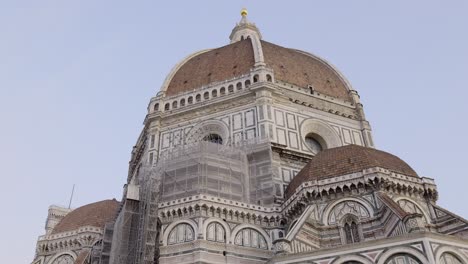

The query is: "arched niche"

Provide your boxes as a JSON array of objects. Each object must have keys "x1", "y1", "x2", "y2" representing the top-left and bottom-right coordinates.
[
  {"x1": 377, "y1": 247, "x2": 428, "y2": 264},
  {"x1": 434, "y1": 246, "x2": 468, "y2": 264},
  {"x1": 299, "y1": 118, "x2": 342, "y2": 153},
  {"x1": 230, "y1": 224, "x2": 272, "y2": 249},
  {"x1": 333, "y1": 254, "x2": 373, "y2": 264},
  {"x1": 47, "y1": 252, "x2": 77, "y2": 264},
  {"x1": 186, "y1": 120, "x2": 230, "y2": 145},
  {"x1": 202, "y1": 218, "x2": 231, "y2": 242},
  {"x1": 322, "y1": 198, "x2": 374, "y2": 225},
  {"x1": 162, "y1": 219, "x2": 198, "y2": 246},
  {"x1": 394, "y1": 197, "x2": 430, "y2": 223}
]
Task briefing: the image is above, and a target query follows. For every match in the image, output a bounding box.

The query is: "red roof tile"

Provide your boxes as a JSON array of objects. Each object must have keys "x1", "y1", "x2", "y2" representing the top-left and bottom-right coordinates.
[
  {"x1": 285, "y1": 145, "x2": 418, "y2": 198},
  {"x1": 165, "y1": 39, "x2": 352, "y2": 102},
  {"x1": 52, "y1": 199, "x2": 119, "y2": 234}
]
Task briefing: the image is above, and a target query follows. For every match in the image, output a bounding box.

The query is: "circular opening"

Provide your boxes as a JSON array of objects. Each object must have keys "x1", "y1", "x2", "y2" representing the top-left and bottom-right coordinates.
[
  {"x1": 203, "y1": 134, "x2": 223, "y2": 145},
  {"x1": 304, "y1": 133, "x2": 324, "y2": 153}
]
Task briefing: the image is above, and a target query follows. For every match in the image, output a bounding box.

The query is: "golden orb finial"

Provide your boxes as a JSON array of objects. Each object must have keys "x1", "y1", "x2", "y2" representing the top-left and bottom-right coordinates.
[{"x1": 241, "y1": 8, "x2": 248, "y2": 17}]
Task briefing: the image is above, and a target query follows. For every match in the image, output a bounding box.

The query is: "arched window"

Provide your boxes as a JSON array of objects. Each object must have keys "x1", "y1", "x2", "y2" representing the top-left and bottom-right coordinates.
[
  {"x1": 203, "y1": 91, "x2": 209, "y2": 100},
  {"x1": 168, "y1": 223, "x2": 195, "y2": 245},
  {"x1": 385, "y1": 254, "x2": 421, "y2": 264},
  {"x1": 195, "y1": 94, "x2": 201, "y2": 102},
  {"x1": 172, "y1": 101, "x2": 178, "y2": 109},
  {"x1": 164, "y1": 103, "x2": 170, "y2": 111},
  {"x1": 153, "y1": 103, "x2": 159, "y2": 112},
  {"x1": 343, "y1": 262, "x2": 362, "y2": 264},
  {"x1": 212, "y1": 90, "x2": 218, "y2": 98},
  {"x1": 440, "y1": 253, "x2": 463, "y2": 264},
  {"x1": 234, "y1": 228, "x2": 267, "y2": 249},
  {"x1": 236, "y1": 82, "x2": 242, "y2": 90},
  {"x1": 344, "y1": 220, "x2": 360, "y2": 244},
  {"x1": 245, "y1": 80, "x2": 251, "y2": 88},
  {"x1": 220, "y1": 87, "x2": 226, "y2": 95},
  {"x1": 266, "y1": 74, "x2": 272, "y2": 82},
  {"x1": 304, "y1": 133, "x2": 325, "y2": 154},
  {"x1": 188, "y1": 96, "x2": 193, "y2": 104},
  {"x1": 228, "y1": 85, "x2": 234, "y2": 93},
  {"x1": 51, "y1": 254, "x2": 74, "y2": 264},
  {"x1": 253, "y1": 74, "x2": 259, "y2": 83},
  {"x1": 180, "y1": 98, "x2": 185, "y2": 107},
  {"x1": 203, "y1": 134, "x2": 223, "y2": 144},
  {"x1": 206, "y1": 222, "x2": 225, "y2": 242}
]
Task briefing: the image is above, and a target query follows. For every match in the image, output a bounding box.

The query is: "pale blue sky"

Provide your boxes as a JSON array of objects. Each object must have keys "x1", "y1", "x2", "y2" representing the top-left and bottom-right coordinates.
[{"x1": 0, "y1": 1, "x2": 467, "y2": 263}]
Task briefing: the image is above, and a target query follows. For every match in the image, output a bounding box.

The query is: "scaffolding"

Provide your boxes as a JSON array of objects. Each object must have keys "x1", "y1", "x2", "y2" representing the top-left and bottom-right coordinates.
[{"x1": 108, "y1": 135, "x2": 281, "y2": 264}]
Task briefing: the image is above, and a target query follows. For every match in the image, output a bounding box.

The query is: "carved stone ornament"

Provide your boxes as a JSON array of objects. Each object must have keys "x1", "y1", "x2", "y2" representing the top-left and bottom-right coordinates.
[
  {"x1": 273, "y1": 239, "x2": 292, "y2": 255},
  {"x1": 404, "y1": 214, "x2": 426, "y2": 233}
]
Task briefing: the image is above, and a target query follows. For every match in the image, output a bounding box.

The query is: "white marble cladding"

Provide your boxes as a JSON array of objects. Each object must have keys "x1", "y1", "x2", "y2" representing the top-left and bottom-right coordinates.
[
  {"x1": 38, "y1": 226, "x2": 103, "y2": 241},
  {"x1": 156, "y1": 106, "x2": 258, "y2": 153},
  {"x1": 158, "y1": 193, "x2": 281, "y2": 213},
  {"x1": 149, "y1": 68, "x2": 274, "y2": 114},
  {"x1": 275, "y1": 79, "x2": 354, "y2": 108},
  {"x1": 268, "y1": 105, "x2": 366, "y2": 151},
  {"x1": 283, "y1": 167, "x2": 437, "y2": 211}
]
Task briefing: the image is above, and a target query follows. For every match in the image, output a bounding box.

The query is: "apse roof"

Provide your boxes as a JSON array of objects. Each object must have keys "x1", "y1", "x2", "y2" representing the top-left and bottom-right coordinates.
[
  {"x1": 51, "y1": 199, "x2": 119, "y2": 234},
  {"x1": 285, "y1": 144, "x2": 419, "y2": 198}
]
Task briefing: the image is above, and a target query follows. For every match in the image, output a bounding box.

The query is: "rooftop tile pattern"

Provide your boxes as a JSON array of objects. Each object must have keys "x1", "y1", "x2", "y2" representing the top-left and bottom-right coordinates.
[
  {"x1": 52, "y1": 199, "x2": 119, "y2": 234},
  {"x1": 285, "y1": 145, "x2": 418, "y2": 198},
  {"x1": 166, "y1": 39, "x2": 255, "y2": 96},
  {"x1": 166, "y1": 39, "x2": 352, "y2": 102},
  {"x1": 74, "y1": 250, "x2": 89, "y2": 264},
  {"x1": 261, "y1": 40, "x2": 352, "y2": 102}
]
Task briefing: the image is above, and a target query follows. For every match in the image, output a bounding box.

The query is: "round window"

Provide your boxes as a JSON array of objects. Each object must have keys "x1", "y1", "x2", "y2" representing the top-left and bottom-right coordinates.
[
  {"x1": 305, "y1": 134, "x2": 323, "y2": 153},
  {"x1": 203, "y1": 133, "x2": 223, "y2": 144}
]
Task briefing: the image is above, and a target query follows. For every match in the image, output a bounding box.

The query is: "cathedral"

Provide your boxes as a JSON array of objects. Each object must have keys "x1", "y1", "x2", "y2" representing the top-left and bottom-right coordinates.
[{"x1": 32, "y1": 10, "x2": 468, "y2": 264}]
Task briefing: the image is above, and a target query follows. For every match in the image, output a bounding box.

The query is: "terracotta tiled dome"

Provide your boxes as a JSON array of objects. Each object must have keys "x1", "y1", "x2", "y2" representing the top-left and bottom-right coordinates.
[
  {"x1": 165, "y1": 38, "x2": 352, "y2": 102},
  {"x1": 52, "y1": 199, "x2": 119, "y2": 234},
  {"x1": 285, "y1": 145, "x2": 418, "y2": 198}
]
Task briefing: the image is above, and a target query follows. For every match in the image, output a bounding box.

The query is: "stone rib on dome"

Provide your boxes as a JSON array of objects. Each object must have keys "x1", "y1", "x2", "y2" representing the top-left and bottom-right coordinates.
[
  {"x1": 166, "y1": 39, "x2": 255, "y2": 96},
  {"x1": 51, "y1": 199, "x2": 119, "y2": 234},
  {"x1": 285, "y1": 145, "x2": 418, "y2": 198},
  {"x1": 164, "y1": 38, "x2": 352, "y2": 102},
  {"x1": 261, "y1": 40, "x2": 352, "y2": 102}
]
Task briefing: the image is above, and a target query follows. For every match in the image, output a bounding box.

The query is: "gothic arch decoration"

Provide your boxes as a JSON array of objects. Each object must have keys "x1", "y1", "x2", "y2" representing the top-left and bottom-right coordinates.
[
  {"x1": 47, "y1": 252, "x2": 77, "y2": 264},
  {"x1": 162, "y1": 219, "x2": 198, "y2": 246},
  {"x1": 299, "y1": 118, "x2": 342, "y2": 153},
  {"x1": 234, "y1": 228, "x2": 268, "y2": 249},
  {"x1": 440, "y1": 253, "x2": 464, "y2": 264},
  {"x1": 434, "y1": 246, "x2": 468, "y2": 264},
  {"x1": 395, "y1": 198, "x2": 430, "y2": 223},
  {"x1": 333, "y1": 254, "x2": 373, "y2": 264},
  {"x1": 383, "y1": 254, "x2": 421, "y2": 264},
  {"x1": 186, "y1": 120, "x2": 230, "y2": 146},
  {"x1": 230, "y1": 224, "x2": 272, "y2": 249},
  {"x1": 202, "y1": 218, "x2": 231, "y2": 243},
  {"x1": 376, "y1": 247, "x2": 428, "y2": 264},
  {"x1": 167, "y1": 223, "x2": 195, "y2": 245},
  {"x1": 323, "y1": 198, "x2": 373, "y2": 225}
]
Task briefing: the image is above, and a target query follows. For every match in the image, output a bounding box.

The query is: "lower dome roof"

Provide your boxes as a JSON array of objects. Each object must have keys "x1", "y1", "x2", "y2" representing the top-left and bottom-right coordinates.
[
  {"x1": 285, "y1": 145, "x2": 418, "y2": 199},
  {"x1": 51, "y1": 199, "x2": 119, "y2": 234}
]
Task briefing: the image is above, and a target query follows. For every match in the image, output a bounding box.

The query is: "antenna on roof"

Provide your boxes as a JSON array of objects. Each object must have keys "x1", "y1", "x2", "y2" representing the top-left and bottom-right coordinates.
[{"x1": 68, "y1": 184, "x2": 75, "y2": 209}]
